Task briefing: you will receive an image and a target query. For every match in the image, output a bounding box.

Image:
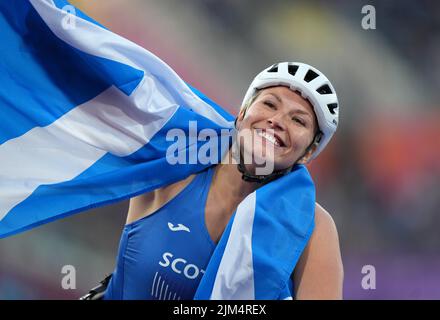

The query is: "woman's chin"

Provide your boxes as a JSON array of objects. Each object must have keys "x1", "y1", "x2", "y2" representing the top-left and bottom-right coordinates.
[{"x1": 240, "y1": 154, "x2": 276, "y2": 176}]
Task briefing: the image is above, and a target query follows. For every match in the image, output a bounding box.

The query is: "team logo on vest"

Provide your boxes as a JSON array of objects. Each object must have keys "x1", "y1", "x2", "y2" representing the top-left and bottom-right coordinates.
[
  {"x1": 159, "y1": 252, "x2": 205, "y2": 280},
  {"x1": 167, "y1": 222, "x2": 191, "y2": 233}
]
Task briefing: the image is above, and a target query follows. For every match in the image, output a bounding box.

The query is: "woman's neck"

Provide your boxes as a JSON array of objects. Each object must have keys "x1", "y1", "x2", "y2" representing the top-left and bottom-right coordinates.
[{"x1": 211, "y1": 149, "x2": 260, "y2": 202}]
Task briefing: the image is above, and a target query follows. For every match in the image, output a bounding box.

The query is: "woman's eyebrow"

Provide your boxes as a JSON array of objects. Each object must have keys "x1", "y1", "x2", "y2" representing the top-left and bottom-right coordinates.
[
  {"x1": 292, "y1": 108, "x2": 313, "y2": 119},
  {"x1": 266, "y1": 93, "x2": 282, "y2": 103}
]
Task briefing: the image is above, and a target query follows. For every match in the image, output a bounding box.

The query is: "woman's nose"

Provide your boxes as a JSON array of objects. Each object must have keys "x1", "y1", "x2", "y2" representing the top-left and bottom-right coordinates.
[{"x1": 267, "y1": 115, "x2": 286, "y2": 131}]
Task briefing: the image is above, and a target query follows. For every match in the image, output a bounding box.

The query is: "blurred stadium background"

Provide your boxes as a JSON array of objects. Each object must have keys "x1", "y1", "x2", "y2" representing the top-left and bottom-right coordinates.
[{"x1": 1, "y1": 0, "x2": 439, "y2": 299}]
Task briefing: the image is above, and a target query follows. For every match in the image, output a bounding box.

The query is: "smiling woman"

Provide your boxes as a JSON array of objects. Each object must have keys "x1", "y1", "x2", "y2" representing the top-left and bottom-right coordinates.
[
  {"x1": 96, "y1": 61, "x2": 344, "y2": 300},
  {"x1": 235, "y1": 86, "x2": 319, "y2": 174}
]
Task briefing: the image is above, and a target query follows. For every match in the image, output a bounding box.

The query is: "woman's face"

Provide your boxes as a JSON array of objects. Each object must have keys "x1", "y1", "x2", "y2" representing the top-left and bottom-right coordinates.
[{"x1": 235, "y1": 86, "x2": 318, "y2": 174}]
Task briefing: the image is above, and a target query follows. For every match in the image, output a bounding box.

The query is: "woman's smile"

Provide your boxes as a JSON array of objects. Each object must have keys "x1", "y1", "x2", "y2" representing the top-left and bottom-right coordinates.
[{"x1": 254, "y1": 128, "x2": 287, "y2": 148}]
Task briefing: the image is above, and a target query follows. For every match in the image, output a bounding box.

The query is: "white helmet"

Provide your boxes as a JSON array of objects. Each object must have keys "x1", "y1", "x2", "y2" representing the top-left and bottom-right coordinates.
[{"x1": 241, "y1": 62, "x2": 339, "y2": 160}]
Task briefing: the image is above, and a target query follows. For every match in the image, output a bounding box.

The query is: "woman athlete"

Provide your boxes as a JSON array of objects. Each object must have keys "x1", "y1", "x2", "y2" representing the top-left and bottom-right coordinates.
[{"x1": 101, "y1": 62, "x2": 343, "y2": 300}]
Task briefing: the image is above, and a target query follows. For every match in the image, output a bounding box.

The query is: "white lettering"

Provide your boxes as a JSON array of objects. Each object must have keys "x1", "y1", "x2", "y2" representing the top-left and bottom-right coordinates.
[
  {"x1": 61, "y1": 5, "x2": 77, "y2": 30},
  {"x1": 61, "y1": 265, "x2": 76, "y2": 290},
  {"x1": 361, "y1": 264, "x2": 376, "y2": 290},
  {"x1": 159, "y1": 252, "x2": 205, "y2": 280},
  {"x1": 361, "y1": 5, "x2": 376, "y2": 30},
  {"x1": 171, "y1": 258, "x2": 187, "y2": 274},
  {"x1": 183, "y1": 264, "x2": 199, "y2": 280},
  {"x1": 159, "y1": 252, "x2": 173, "y2": 267}
]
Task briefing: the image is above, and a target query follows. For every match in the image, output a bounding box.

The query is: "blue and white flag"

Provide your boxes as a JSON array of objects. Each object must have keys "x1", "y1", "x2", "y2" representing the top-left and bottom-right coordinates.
[{"x1": 0, "y1": 0, "x2": 315, "y2": 299}]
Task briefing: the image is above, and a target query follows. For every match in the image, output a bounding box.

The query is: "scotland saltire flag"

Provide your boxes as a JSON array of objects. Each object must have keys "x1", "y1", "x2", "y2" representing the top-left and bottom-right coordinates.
[{"x1": 0, "y1": 0, "x2": 315, "y2": 299}]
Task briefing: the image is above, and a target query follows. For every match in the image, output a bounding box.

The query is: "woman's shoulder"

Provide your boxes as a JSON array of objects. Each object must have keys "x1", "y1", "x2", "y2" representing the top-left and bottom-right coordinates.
[
  {"x1": 312, "y1": 203, "x2": 341, "y2": 257},
  {"x1": 314, "y1": 203, "x2": 338, "y2": 234}
]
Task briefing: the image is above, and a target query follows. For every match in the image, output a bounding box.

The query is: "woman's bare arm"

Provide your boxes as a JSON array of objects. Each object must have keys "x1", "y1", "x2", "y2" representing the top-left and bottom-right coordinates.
[{"x1": 293, "y1": 203, "x2": 344, "y2": 299}]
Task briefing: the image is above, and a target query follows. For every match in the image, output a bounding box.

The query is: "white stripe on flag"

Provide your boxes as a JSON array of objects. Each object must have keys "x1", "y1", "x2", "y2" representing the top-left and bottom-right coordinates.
[
  {"x1": 0, "y1": 83, "x2": 177, "y2": 221},
  {"x1": 210, "y1": 192, "x2": 256, "y2": 299}
]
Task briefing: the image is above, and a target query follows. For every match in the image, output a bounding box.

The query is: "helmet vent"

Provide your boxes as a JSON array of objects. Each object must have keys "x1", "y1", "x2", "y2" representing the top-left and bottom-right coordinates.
[
  {"x1": 304, "y1": 69, "x2": 319, "y2": 82},
  {"x1": 288, "y1": 64, "x2": 299, "y2": 76},
  {"x1": 327, "y1": 103, "x2": 338, "y2": 114},
  {"x1": 317, "y1": 84, "x2": 333, "y2": 94},
  {"x1": 267, "y1": 64, "x2": 278, "y2": 73}
]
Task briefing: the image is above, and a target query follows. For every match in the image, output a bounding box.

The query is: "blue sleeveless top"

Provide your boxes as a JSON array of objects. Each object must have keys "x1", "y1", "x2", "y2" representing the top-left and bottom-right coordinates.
[{"x1": 103, "y1": 166, "x2": 217, "y2": 300}]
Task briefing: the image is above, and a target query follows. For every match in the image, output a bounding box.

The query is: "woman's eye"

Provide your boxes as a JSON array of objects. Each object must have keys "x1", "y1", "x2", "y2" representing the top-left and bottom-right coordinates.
[
  {"x1": 264, "y1": 101, "x2": 276, "y2": 109},
  {"x1": 292, "y1": 117, "x2": 306, "y2": 126}
]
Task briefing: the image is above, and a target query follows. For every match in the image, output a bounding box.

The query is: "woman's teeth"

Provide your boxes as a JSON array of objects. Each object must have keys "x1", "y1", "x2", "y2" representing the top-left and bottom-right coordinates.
[{"x1": 256, "y1": 130, "x2": 281, "y2": 147}]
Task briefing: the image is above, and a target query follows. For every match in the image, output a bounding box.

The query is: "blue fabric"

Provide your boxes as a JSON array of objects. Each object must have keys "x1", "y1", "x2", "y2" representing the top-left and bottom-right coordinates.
[{"x1": 104, "y1": 166, "x2": 216, "y2": 300}]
